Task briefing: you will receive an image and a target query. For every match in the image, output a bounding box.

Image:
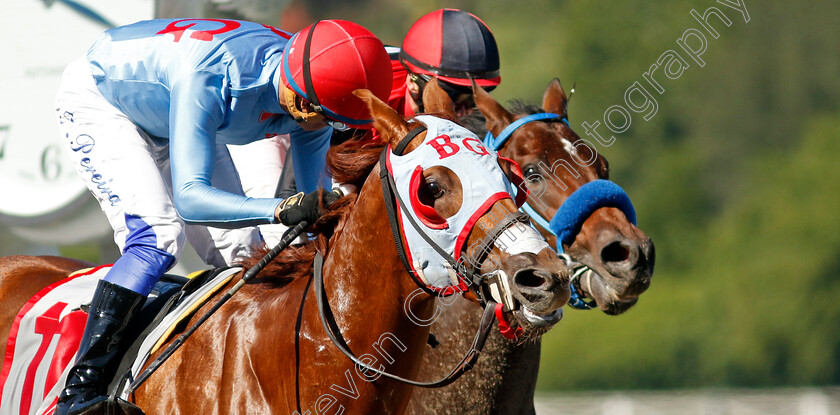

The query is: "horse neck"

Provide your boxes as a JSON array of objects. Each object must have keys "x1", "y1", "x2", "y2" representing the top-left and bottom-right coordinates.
[{"x1": 323, "y1": 168, "x2": 436, "y2": 348}]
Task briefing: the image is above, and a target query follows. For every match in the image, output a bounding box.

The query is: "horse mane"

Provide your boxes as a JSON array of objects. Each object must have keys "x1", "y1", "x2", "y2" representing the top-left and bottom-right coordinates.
[
  {"x1": 460, "y1": 100, "x2": 560, "y2": 137},
  {"x1": 237, "y1": 137, "x2": 383, "y2": 283}
]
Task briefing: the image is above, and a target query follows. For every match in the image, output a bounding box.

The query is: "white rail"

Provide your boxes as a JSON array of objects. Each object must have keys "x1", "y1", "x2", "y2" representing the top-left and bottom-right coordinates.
[{"x1": 535, "y1": 387, "x2": 840, "y2": 415}]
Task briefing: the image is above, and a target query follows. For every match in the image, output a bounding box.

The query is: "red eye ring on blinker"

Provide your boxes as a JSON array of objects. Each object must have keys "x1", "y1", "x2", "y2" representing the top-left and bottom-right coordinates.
[
  {"x1": 409, "y1": 166, "x2": 449, "y2": 229},
  {"x1": 498, "y1": 156, "x2": 528, "y2": 207}
]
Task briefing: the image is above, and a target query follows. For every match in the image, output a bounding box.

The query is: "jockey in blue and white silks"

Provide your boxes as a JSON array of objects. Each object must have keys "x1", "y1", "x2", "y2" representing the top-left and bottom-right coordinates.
[{"x1": 53, "y1": 18, "x2": 392, "y2": 415}]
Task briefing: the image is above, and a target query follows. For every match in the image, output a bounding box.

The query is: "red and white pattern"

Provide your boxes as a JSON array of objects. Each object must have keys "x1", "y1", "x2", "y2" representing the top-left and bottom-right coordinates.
[{"x1": 0, "y1": 266, "x2": 109, "y2": 415}]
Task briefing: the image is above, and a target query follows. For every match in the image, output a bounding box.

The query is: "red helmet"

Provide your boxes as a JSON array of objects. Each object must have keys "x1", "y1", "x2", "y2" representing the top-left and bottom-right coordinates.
[
  {"x1": 400, "y1": 9, "x2": 501, "y2": 88},
  {"x1": 281, "y1": 20, "x2": 393, "y2": 128}
]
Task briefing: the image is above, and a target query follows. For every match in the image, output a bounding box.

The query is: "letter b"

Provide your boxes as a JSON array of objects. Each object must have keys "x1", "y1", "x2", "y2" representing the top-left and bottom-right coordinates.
[{"x1": 426, "y1": 135, "x2": 460, "y2": 159}]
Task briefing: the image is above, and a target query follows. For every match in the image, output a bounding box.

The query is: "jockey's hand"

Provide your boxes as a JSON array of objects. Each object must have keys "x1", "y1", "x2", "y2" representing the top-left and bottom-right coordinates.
[{"x1": 275, "y1": 189, "x2": 341, "y2": 226}]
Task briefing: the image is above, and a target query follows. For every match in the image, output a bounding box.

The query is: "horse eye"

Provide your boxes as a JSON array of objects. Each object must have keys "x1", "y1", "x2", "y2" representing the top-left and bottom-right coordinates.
[
  {"x1": 425, "y1": 180, "x2": 444, "y2": 198},
  {"x1": 417, "y1": 179, "x2": 445, "y2": 206},
  {"x1": 523, "y1": 165, "x2": 542, "y2": 182}
]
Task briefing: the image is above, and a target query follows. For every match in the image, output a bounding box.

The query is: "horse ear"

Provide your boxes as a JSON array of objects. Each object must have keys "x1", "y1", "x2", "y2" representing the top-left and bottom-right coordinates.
[
  {"x1": 422, "y1": 78, "x2": 456, "y2": 118},
  {"x1": 353, "y1": 89, "x2": 410, "y2": 148},
  {"x1": 473, "y1": 80, "x2": 513, "y2": 137},
  {"x1": 542, "y1": 78, "x2": 568, "y2": 117}
]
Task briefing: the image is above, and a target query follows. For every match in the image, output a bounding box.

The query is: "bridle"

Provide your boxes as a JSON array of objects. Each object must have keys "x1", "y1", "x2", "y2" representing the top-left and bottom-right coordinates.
[
  {"x1": 482, "y1": 112, "x2": 637, "y2": 310},
  {"x1": 314, "y1": 122, "x2": 530, "y2": 387}
]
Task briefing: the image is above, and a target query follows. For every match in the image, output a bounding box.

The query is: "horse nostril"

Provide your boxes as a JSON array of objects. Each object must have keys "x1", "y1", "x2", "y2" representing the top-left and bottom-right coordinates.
[
  {"x1": 514, "y1": 269, "x2": 549, "y2": 288},
  {"x1": 601, "y1": 241, "x2": 631, "y2": 263}
]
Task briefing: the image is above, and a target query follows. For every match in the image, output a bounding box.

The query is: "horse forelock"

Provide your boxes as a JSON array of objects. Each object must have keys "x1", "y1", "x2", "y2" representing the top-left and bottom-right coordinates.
[{"x1": 326, "y1": 137, "x2": 386, "y2": 186}]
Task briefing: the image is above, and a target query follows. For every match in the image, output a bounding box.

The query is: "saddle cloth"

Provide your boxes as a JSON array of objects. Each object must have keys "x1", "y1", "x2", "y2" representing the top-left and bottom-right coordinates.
[{"x1": 0, "y1": 265, "x2": 241, "y2": 415}]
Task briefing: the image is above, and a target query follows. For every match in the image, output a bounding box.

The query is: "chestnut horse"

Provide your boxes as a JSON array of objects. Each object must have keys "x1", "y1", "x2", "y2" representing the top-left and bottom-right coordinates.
[
  {"x1": 407, "y1": 80, "x2": 655, "y2": 415},
  {"x1": 0, "y1": 81, "x2": 570, "y2": 414}
]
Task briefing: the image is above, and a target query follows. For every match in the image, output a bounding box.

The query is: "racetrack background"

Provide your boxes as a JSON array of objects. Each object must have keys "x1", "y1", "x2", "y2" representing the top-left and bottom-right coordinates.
[
  {"x1": 535, "y1": 387, "x2": 840, "y2": 415},
  {"x1": 2, "y1": 0, "x2": 838, "y2": 413}
]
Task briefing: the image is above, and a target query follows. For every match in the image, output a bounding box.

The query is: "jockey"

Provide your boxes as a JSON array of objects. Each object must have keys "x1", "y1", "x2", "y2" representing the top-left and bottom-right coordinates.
[
  {"x1": 269, "y1": 9, "x2": 501, "y2": 204},
  {"x1": 276, "y1": 8, "x2": 501, "y2": 197},
  {"x1": 392, "y1": 8, "x2": 501, "y2": 118},
  {"x1": 54, "y1": 18, "x2": 391, "y2": 415}
]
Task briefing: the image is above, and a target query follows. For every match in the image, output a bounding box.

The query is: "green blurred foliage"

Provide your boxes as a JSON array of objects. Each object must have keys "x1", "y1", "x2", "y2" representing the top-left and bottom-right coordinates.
[{"x1": 321, "y1": 0, "x2": 840, "y2": 389}]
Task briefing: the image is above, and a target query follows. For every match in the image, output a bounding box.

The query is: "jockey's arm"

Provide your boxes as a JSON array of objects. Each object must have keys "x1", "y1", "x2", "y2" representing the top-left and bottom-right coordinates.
[
  {"x1": 169, "y1": 71, "x2": 282, "y2": 228},
  {"x1": 289, "y1": 127, "x2": 332, "y2": 194}
]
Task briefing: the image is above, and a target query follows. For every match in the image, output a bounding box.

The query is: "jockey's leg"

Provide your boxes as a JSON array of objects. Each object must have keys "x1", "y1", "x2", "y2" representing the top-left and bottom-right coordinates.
[
  {"x1": 57, "y1": 238, "x2": 173, "y2": 415},
  {"x1": 55, "y1": 57, "x2": 183, "y2": 414}
]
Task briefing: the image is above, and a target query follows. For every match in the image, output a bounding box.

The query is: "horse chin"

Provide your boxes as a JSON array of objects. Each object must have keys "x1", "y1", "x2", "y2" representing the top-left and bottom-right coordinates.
[
  {"x1": 576, "y1": 270, "x2": 641, "y2": 315},
  {"x1": 599, "y1": 296, "x2": 639, "y2": 315},
  {"x1": 511, "y1": 306, "x2": 564, "y2": 340}
]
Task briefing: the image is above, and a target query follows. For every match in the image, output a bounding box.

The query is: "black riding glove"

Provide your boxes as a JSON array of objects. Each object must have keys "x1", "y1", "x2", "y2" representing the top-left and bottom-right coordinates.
[{"x1": 275, "y1": 189, "x2": 341, "y2": 226}]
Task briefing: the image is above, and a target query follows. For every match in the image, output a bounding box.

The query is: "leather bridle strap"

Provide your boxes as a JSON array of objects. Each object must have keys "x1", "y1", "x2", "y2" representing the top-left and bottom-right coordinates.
[
  {"x1": 482, "y1": 112, "x2": 567, "y2": 151},
  {"x1": 314, "y1": 252, "x2": 497, "y2": 388},
  {"x1": 378, "y1": 125, "x2": 440, "y2": 296}
]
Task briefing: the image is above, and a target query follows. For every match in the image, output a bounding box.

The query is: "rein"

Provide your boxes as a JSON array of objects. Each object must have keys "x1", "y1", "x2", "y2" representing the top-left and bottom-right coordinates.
[
  {"x1": 130, "y1": 123, "x2": 530, "y2": 393},
  {"x1": 314, "y1": 252, "x2": 497, "y2": 388},
  {"x1": 128, "y1": 221, "x2": 311, "y2": 393},
  {"x1": 482, "y1": 112, "x2": 638, "y2": 310}
]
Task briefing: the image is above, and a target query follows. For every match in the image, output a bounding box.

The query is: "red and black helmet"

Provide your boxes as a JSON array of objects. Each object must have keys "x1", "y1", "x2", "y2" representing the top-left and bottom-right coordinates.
[
  {"x1": 281, "y1": 20, "x2": 393, "y2": 128},
  {"x1": 400, "y1": 9, "x2": 501, "y2": 88}
]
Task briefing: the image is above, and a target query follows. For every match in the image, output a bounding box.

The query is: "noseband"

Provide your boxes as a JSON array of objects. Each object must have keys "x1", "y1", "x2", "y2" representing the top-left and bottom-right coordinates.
[{"x1": 483, "y1": 112, "x2": 638, "y2": 309}]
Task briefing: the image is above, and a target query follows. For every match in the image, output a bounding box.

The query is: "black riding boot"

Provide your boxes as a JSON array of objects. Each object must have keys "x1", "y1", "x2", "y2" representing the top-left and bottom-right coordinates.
[{"x1": 56, "y1": 280, "x2": 145, "y2": 415}]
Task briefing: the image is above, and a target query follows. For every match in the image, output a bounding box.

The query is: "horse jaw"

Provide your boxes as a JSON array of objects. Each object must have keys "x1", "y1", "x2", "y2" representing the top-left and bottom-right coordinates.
[{"x1": 566, "y1": 209, "x2": 655, "y2": 315}]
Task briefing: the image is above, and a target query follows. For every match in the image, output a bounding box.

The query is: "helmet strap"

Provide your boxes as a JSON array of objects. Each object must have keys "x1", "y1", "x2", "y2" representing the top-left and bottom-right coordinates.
[
  {"x1": 302, "y1": 20, "x2": 323, "y2": 113},
  {"x1": 283, "y1": 86, "x2": 322, "y2": 122},
  {"x1": 407, "y1": 72, "x2": 428, "y2": 113}
]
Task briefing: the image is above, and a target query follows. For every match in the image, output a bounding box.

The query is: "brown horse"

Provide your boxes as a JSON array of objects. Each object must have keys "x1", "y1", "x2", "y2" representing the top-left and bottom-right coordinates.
[
  {"x1": 0, "y1": 81, "x2": 570, "y2": 414},
  {"x1": 407, "y1": 79, "x2": 655, "y2": 415}
]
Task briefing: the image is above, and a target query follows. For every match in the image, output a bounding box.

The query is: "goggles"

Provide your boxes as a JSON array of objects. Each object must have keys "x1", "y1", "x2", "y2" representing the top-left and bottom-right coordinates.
[
  {"x1": 324, "y1": 118, "x2": 349, "y2": 131},
  {"x1": 283, "y1": 86, "x2": 350, "y2": 131}
]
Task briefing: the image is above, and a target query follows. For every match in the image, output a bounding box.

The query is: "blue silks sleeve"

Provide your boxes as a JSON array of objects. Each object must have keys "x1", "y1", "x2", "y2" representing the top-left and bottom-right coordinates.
[
  {"x1": 169, "y1": 71, "x2": 282, "y2": 227},
  {"x1": 290, "y1": 127, "x2": 333, "y2": 193}
]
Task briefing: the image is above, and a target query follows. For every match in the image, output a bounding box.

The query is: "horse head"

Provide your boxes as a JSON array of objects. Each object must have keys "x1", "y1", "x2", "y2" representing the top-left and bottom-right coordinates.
[
  {"x1": 473, "y1": 79, "x2": 655, "y2": 315},
  {"x1": 352, "y1": 79, "x2": 570, "y2": 336}
]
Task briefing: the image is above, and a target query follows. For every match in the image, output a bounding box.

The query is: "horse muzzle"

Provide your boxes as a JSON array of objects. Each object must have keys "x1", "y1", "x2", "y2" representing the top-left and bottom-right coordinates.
[{"x1": 488, "y1": 250, "x2": 570, "y2": 331}]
